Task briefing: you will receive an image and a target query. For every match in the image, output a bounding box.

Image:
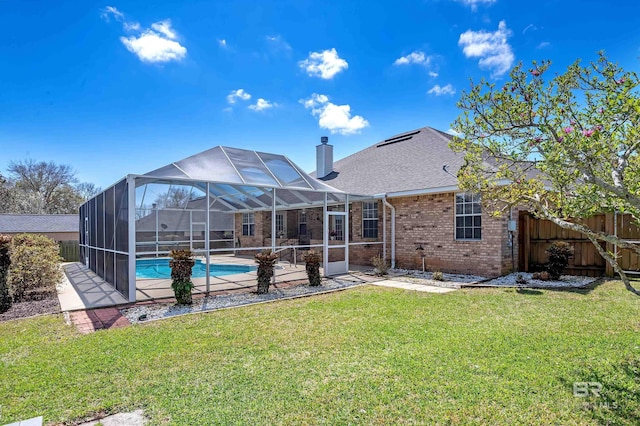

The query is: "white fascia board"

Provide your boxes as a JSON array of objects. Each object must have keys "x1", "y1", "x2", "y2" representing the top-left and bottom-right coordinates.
[
  {"x1": 385, "y1": 185, "x2": 460, "y2": 198},
  {"x1": 381, "y1": 179, "x2": 512, "y2": 199}
]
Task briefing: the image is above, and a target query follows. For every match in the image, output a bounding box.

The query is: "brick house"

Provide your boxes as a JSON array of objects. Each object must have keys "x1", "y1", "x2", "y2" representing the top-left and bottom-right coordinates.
[{"x1": 312, "y1": 126, "x2": 519, "y2": 278}]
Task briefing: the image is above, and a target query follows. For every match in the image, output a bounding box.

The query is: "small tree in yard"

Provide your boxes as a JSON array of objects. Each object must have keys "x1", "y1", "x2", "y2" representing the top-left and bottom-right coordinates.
[
  {"x1": 546, "y1": 241, "x2": 574, "y2": 280},
  {"x1": 302, "y1": 250, "x2": 322, "y2": 286},
  {"x1": 255, "y1": 250, "x2": 278, "y2": 294},
  {"x1": 9, "y1": 233, "x2": 62, "y2": 302},
  {"x1": 0, "y1": 235, "x2": 12, "y2": 313},
  {"x1": 451, "y1": 53, "x2": 640, "y2": 296},
  {"x1": 169, "y1": 249, "x2": 195, "y2": 305}
]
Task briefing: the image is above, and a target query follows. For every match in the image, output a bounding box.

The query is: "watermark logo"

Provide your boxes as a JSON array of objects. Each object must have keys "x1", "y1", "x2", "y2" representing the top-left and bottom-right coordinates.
[
  {"x1": 573, "y1": 382, "x2": 602, "y2": 398},
  {"x1": 573, "y1": 382, "x2": 618, "y2": 410}
]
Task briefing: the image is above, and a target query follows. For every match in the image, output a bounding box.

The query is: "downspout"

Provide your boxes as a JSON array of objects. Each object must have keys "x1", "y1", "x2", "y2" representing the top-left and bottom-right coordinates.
[{"x1": 382, "y1": 196, "x2": 396, "y2": 268}]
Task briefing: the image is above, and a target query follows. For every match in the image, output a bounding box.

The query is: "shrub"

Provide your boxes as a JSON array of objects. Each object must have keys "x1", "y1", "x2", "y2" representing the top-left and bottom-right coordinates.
[
  {"x1": 432, "y1": 270, "x2": 445, "y2": 281},
  {"x1": 515, "y1": 274, "x2": 528, "y2": 285},
  {"x1": 546, "y1": 241, "x2": 574, "y2": 280},
  {"x1": 169, "y1": 249, "x2": 195, "y2": 305},
  {"x1": 9, "y1": 233, "x2": 62, "y2": 302},
  {"x1": 0, "y1": 234, "x2": 12, "y2": 313},
  {"x1": 255, "y1": 250, "x2": 278, "y2": 294},
  {"x1": 371, "y1": 254, "x2": 389, "y2": 276},
  {"x1": 302, "y1": 250, "x2": 322, "y2": 286}
]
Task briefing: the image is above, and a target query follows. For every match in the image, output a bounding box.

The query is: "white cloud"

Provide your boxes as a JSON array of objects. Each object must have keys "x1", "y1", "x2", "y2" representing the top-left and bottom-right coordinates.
[
  {"x1": 394, "y1": 51, "x2": 432, "y2": 67},
  {"x1": 301, "y1": 93, "x2": 368, "y2": 135},
  {"x1": 123, "y1": 21, "x2": 140, "y2": 31},
  {"x1": 150, "y1": 20, "x2": 177, "y2": 40},
  {"x1": 458, "y1": 20, "x2": 514, "y2": 77},
  {"x1": 120, "y1": 30, "x2": 186, "y2": 63},
  {"x1": 249, "y1": 98, "x2": 277, "y2": 111},
  {"x1": 266, "y1": 35, "x2": 292, "y2": 51},
  {"x1": 226, "y1": 89, "x2": 251, "y2": 104},
  {"x1": 537, "y1": 41, "x2": 550, "y2": 49},
  {"x1": 428, "y1": 84, "x2": 456, "y2": 96},
  {"x1": 428, "y1": 71, "x2": 439, "y2": 78},
  {"x1": 299, "y1": 48, "x2": 348, "y2": 79},
  {"x1": 447, "y1": 128, "x2": 463, "y2": 137},
  {"x1": 101, "y1": 6, "x2": 124, "y2": 21},
  {"x1": 522, "y1": 24, "x2": 538, "y2": 34},
  {"x1": 455, "y1": 0, "x2": 496, "y2": 10},
  {"x1": 102, "y1": 7, "x2": 187, "y2": 63},
  {"x1": 218, "y1": 39, "x2": 227, "y2": 48}
]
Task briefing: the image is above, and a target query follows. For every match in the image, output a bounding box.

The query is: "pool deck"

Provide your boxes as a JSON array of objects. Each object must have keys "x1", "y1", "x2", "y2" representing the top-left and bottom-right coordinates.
[{"x1": 59, "y1": 256, "x2": 324, "y2": 311}]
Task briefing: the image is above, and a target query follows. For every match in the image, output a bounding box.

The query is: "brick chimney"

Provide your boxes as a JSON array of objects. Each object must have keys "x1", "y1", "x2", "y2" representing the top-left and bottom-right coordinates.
[{"x1": 316, "y1": 136, "x2": 333, "y2": 178}]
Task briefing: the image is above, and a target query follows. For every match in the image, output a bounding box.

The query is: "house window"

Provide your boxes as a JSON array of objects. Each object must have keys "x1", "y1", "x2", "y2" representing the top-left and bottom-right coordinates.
[
  {"x1": 299, "y1": 211, "x2": 307, "y2": 235},
  {"x1": 275, "y1": 213, "x2": 285, "y2": 238},
  {"x1": 331, "y1": 216, "x2": 344, "y2": 240},
  {"x1": 362, "y1": 202, "x2": 378, "y2": 238},
  {"x1": 455, "y1": 193, "x2": 482, "y2": 240},
  {"x1": 242, "y1": 213, "x2": 255, "y2": 236}
]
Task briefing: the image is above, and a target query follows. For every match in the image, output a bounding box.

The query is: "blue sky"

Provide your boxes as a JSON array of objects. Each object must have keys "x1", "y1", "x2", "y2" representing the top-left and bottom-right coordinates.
[{"x1": 2, "y1": 0, "x2": 640, "y2": 189}]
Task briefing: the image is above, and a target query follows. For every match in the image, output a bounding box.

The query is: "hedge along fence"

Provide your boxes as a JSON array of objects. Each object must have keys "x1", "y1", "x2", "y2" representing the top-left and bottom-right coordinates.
[
  {"x1": 58, "y1": 240, "x2": 80, "y2": 262},
  {"x1": 9, "y1": 233, "x2": 63, "y2": 302}
]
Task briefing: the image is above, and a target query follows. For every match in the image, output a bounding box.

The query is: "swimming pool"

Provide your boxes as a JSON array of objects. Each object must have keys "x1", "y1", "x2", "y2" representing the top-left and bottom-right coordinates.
[{"x1": 136, "y1": 258, "x2": 256, "y2": 279}]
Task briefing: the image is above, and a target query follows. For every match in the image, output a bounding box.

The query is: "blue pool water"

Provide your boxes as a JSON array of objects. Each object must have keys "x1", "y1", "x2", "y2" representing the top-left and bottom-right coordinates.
[{"x1": 136, "y1": 258, "x2": 255, "y2": 279}]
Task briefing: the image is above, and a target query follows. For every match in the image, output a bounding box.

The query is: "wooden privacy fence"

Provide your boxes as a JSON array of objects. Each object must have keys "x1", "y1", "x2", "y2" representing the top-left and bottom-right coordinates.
[
  {"x1": 59, "y1": 240, "x2": 80, "y2": 262},
  {"x1": 518, "y1": 212, "x2": 640, "y2": 277}
]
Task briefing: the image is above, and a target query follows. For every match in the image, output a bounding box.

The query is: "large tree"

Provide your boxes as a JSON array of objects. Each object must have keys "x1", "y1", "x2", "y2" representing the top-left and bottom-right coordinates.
[
  {"x1": 74, "y1": 182, "x2": 102, "y2": 203},
  {"x1": 0, "y1": 174, "x2": 12, "y2": 212},
  {"x1": 3, "y1": 160, "x2": 98, "y2": 214},
  {"x1": 451, "y1": 53, "x2": 640, "y2": 295}
]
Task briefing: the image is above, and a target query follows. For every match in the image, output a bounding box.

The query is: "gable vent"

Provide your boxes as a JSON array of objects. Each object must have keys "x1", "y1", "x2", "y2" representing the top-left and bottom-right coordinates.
[{"x1": 376, "y1": 130, "x2": 421, "y2": 148}]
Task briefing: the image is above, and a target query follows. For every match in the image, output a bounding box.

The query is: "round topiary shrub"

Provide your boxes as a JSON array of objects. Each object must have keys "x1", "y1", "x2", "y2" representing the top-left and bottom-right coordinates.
[
  {"x1": 302, "y1": 250, "x2": 322, "y2": 286},
  {"x1": 169, "y1": 249, "x2": 195, "y2": 305}
]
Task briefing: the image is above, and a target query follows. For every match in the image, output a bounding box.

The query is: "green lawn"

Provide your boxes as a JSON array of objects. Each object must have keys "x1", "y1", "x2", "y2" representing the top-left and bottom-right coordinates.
[{"x1": 1, "y1": 281, "x2": 639, "y2": 425}]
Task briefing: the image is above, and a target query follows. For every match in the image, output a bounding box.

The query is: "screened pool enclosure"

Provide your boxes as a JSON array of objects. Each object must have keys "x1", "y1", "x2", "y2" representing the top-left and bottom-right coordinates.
[{"x1": 79, "y1": 146, "x2": 382, "y2": 302}]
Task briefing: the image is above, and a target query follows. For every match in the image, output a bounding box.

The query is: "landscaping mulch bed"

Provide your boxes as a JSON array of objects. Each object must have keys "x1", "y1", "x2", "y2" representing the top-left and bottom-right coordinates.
[
  {"x1": 469, "y1": 272, "x2": 598, "y2": 288},
  {"x1": 0, "y1": 291, "x2": 60, "y2": 322},
  {"x1": 121, "y1": 278, "x2": 363, "y2": 324}
]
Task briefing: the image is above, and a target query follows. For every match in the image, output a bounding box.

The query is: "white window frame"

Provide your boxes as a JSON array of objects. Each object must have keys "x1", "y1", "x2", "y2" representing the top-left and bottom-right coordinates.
[
  {"x1": 362, "y1": 201, "x2": 378, "y2": 239},
  {"x1": 242, "y1": 212, "x2": 255, "y2": 236},
  {"x1": 455, "y1": 193, "x2": 482, "y2": 241},
  {"x1": 275, "y1": 212, "x2": 286, "y2": 238}
]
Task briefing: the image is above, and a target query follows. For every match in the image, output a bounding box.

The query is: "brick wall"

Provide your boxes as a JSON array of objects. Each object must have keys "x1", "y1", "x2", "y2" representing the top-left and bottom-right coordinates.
[
  {"x1": 348, "y1": 201, "x2": 385, "y2": 266},
  {"x1": 386, "y1": 193, "x2": 516, "y2": 278},
  {"x1": 234, "y1": 195, "x2": 517, "y2": 277}
]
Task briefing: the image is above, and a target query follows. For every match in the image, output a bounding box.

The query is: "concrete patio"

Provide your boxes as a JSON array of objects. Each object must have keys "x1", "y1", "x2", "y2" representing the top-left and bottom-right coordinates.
[{"x1": 59, "y1": 257, "x2": 320, "y2": 311}]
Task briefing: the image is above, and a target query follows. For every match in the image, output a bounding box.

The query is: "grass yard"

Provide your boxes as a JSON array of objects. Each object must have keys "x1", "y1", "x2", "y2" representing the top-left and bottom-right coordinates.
[{"x1": 1, "y1": 280, "x2": 639, "y2": 425}]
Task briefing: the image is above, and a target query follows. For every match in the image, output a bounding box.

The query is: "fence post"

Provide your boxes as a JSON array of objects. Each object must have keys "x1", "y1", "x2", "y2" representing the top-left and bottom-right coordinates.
[
  {"x1": 523, "y1": 213, "x2": 530, "y2": 272},
  {"x1": 604, "y1": 213, "x2": 615, "y2": 277}
]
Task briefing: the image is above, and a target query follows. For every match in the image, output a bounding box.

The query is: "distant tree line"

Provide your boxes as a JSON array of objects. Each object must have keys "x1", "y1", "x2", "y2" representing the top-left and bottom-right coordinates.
[{"x1": 0, "y1": 160, "x2": 101, "y2": 214}]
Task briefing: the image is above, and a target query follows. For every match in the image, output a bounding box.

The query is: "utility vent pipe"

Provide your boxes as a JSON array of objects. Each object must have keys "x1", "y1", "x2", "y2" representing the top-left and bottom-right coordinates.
[{"x1": 316, "y1": 136, "x2": 333, "y2": 178}]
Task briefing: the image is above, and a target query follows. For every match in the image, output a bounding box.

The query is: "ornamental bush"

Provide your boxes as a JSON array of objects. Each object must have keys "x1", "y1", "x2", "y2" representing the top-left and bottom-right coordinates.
[
  {"x1": 371, "y1": 254, "x2": 389, "y2": 276},
  {"x1": 302, "y1": 250, "x2": 322, "y2": 286},
  {"x1": 9, "y1": 233, "x2": 62, "y2": 302},
  {"x1": 0, "y1": 234, "x2": 12, "y2": 313},
  {"x1": 169, "y1": 249, "x2": 195, "y2": 305},
  {"x1": 255, "y1": 250, "x2": 278, "y2": 294},
  {"x1": 546, "y1": 241, "x2": 574, "y2": 280}
]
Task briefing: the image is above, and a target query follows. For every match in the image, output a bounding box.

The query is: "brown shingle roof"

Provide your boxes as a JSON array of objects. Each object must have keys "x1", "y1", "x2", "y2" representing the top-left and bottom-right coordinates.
[{"x1": 313, "y1": 126, "x2": 465, "y2": 195}]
